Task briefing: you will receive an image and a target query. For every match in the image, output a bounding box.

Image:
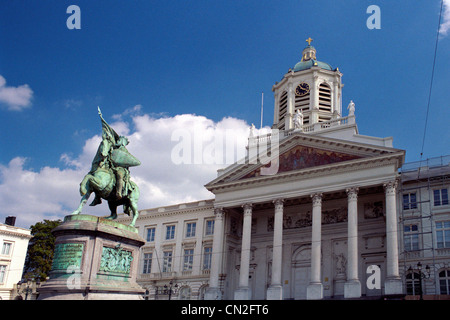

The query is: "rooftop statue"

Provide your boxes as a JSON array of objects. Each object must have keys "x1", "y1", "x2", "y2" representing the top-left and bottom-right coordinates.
[
  {"x1": 293, "y1": 109, "x2": 303, "y2": 131},
  {"x1": 71, "y1": 107, "x2": 141, "y2": 226}
]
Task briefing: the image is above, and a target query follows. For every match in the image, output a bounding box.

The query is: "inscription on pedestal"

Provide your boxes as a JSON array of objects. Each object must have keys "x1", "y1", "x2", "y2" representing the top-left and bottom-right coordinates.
[{"x1": 51, "y1": 243, "x2": 84, "y2": 271}]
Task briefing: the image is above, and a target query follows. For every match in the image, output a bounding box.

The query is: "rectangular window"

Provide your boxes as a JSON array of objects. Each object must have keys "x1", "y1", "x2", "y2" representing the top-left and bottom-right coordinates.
[
  {"x1": 0, "y1": 265, "x2": 6, "y2": 283},
  {"x1": 439, "y1": 270, "x2": 450, "y2": 295},
  {"x1": 146, "y1": 227, "x2": 155, "y2": 242},
  {"x1": 165, "y1": 225, "x2": 176, "y2": 240},
  {"x1": 142, "y1": 253, "x2": 152, "y2": 274},
  {"x1": 436, "y1": 221, "x2": 450, "y2": 248},
  {"x1": 162, "y1": 251, "x2": 172, "y2": 272},
  {"x1": 183, "y1": 249, "x2": 194, "y2": 271},
  {"x1": 203, "y1": 247, "x2": 212, "y2": 270},
  {"x1": 1, "y1": 242, "x2": 12, "y2": 256},
  {"x1": 404, "y1": 224, "x2": 419, "y2": 251},
  {"x1": 403, "y1": 193, "x2": 417, "y2": 210},
  {"x1": 186, "y1": 222, "x2": 196, "y2": 238},
  {"x1": 434, "y1": 189, "x2": 449, "y2": 206},
  {"x1": 205, "y1": 220, "x2": 215, "y2": 236}
]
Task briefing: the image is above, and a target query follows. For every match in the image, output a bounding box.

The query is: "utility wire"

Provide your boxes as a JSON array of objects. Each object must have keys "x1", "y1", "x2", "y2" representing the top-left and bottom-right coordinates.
[{"x1": 419, "y1": 0, "x2": 444, "y2": 165}]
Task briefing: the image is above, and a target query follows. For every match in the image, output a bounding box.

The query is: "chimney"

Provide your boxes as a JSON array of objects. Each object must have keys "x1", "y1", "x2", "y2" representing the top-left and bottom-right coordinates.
[{"x1": 5, "y1": 216, "x2": 16, "y2": 226}]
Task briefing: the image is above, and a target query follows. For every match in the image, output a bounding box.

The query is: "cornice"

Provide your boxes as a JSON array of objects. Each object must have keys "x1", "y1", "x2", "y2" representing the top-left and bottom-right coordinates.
[
  {"x1": 0, "y1": 229, "x2": 32, "y2": 240},
  {"x1": 207, "y1": 151, "x2": 404, "y2": 194},
  {"x1": 206, "y1": 132, "x2": 404, "y2": 189},
  {"x1": 273, "y1": 68, "x2": 341, "y2": 91},
  {"x1": 117, "y1": 200, "x2": 215, "y2": 224}
]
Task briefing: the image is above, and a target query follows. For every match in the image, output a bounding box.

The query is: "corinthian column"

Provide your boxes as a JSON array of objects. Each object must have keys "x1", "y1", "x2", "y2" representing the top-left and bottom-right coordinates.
[
  {"x1": 384, "y1": 180, "x2": 402, "y2": 295},
  {"x1": 267, "y1": 199, "x2": 284, "y2": 300},
  {"x1": 234, "y1": 203, "x2": 253, "y2": 300},
  {"x1": 205, "y1": 207, "x2": 225, "y2": 300},
  {"x1": 344, "y1": 187, "x2": 361, "y2": 298},
  {"x1": 307, "y1": 193, "x2": 323, "y2": 300}
]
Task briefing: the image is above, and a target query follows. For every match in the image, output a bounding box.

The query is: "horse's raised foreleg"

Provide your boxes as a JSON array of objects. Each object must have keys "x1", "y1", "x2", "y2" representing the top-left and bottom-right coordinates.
[{"x1": 71, "y1": 192, "x2": 91, "y2": 215}]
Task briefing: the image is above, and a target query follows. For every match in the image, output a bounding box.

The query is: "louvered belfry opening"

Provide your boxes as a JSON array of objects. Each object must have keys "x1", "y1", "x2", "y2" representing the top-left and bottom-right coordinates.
[{"x1": 278, "y1": 91, "x2": 288, "y2": 130}]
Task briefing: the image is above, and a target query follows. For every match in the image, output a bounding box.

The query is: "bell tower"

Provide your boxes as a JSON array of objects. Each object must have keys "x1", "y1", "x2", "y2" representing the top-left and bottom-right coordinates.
[{"x1": 272, "y1": 38, "x2": 344, "y2": 131}]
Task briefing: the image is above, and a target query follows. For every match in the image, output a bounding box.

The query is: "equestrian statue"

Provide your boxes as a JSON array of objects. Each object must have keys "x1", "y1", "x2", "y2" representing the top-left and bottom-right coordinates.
[{"x1": 72, "y1": 107, "x2": 141, "y2": 227}]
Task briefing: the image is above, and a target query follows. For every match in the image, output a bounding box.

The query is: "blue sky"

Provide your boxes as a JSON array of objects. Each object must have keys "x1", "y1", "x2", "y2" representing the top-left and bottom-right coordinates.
[{"x1": 1, "y1": 1, "x2": 449, "y2": 228}]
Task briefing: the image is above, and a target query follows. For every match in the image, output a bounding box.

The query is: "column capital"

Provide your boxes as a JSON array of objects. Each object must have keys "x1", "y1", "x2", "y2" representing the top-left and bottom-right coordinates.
[
  {"x1": 272, "y1": 198, "x2": 284, "y2": 209},
  {"x1": 383, "y1": 180, "x2": 398, "y2": 195},
  {"x1": 214, "y1": 207, "x2": 225, "y2": 219},
  {"x1": 310, "y1": 193, "x2": 323, "y2": 207},
  {"x1": 242, "y1": 203, "x2": 253, "y2": 216},
  {"x1": 346, "y1": 187, "x2": 359, "y2": 200}
]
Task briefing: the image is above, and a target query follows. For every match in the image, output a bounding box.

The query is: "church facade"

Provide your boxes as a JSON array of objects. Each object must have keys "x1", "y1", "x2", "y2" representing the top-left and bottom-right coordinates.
[{"x1": 118, "y1": 40, "x2": 450, "y2": 300}]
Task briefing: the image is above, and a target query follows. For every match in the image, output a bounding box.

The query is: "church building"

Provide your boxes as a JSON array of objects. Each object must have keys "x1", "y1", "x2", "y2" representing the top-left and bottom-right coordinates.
[{"x1": 119, "y1": 39, "x2": 450, "y2": 300}]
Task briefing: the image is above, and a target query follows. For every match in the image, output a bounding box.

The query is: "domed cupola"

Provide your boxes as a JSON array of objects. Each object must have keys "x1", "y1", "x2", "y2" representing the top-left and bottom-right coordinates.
[{"x1": 293, "y1": 38, "x2": 333, "y2": 72}]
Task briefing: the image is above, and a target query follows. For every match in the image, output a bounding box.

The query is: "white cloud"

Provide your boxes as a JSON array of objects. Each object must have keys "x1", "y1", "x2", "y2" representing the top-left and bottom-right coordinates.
[
  {"x1": 0, "y1": 113, "x2": 269, "y2": 228},
  {"x1": 440, "y1": 0, "x2": 450, "y2": 36},
  {"x1": 0, "y1": 75, "x2": 33, "y2": 111},
  {"x1": 0, "y1": 157, "x2": 84, "y2": 228},
  {"x1": 112, "y1": 104, "x2": 142, "y2": 121}
]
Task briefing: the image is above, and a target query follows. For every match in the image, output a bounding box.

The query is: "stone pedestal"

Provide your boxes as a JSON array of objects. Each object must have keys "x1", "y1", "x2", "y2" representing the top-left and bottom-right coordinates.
[
  {"x1": 234, "y1": 287, "x2": 251, "y2": 300},
  {"x1": 344, "y1": 279, "x2": 361, "y2": 299},
  {"x1": 306, "y1": 282, "x2": 323, "y2": 300},
  {"x1": 384, "y1": 277, "x2": 403, "y2": 295},
  {"x1": 38, "y1": 214, "x2": 145, "y2": 300},
  {"x1": 266, "y1": 285, "x2": 283, "y2": 300}
]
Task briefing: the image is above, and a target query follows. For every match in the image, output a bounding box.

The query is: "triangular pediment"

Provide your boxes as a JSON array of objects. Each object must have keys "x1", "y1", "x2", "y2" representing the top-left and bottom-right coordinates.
[{"x1": 205, "y1": 132, "x2": 404, "y2": 191}]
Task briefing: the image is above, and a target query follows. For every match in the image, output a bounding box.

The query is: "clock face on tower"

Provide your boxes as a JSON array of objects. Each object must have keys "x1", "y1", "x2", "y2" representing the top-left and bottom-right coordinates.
[{"x1": 295, "y1": 82, "x2": 310, "y2": 96}]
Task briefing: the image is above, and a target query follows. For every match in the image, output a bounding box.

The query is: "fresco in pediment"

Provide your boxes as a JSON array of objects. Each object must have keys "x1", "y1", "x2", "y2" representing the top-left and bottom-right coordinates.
[{"x1": 242, "y1": 145, "x2": 361, "y2": 179}]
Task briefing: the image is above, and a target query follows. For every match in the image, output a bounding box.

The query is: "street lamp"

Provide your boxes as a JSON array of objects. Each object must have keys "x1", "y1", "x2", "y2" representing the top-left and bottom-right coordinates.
[
  {"x1": 16, "y1": 277, "x2": 41, "y2": 300},
  {"x1": 17, "y1": 278, "x2": 33, "y2": 300},
  {"x1": 408, "y1": 262, "x2": 431, "y2": 300},
  {"x1": 163, "y1": 280, "x2": 179, "y2": 300}
]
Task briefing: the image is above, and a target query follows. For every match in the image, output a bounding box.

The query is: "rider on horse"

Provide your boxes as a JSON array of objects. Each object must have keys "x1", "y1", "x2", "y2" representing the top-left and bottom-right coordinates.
[{"x1": 89, "y1": 108, "x2": 138, "y2": 207}]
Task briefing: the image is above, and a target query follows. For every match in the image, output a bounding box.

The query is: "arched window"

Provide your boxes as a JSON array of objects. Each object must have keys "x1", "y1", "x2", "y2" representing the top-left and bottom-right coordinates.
[
  {"x1": 318, "y1": 82, "x2": 332, "y2": 112},
  {"x1": 406, "y1": 272, "x2": 421, "y2": 295},
  {"x1": 278, "y1": 91, "x2": 288, "y2": 130},
  {"x1": 179, "y1": 286, "x2": 191, "y2": 300},
  {"x1": 198, "y1": 285, "x2": 208, "y2": 300},
  {"x1": 439, "y1": 269, "x2": 450, "y2": 295}
]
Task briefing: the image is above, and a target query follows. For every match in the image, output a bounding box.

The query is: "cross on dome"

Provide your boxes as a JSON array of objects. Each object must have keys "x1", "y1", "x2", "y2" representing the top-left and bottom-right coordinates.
[{"x1": 305, "y1": 37, "x2": 313, "y2": 46}]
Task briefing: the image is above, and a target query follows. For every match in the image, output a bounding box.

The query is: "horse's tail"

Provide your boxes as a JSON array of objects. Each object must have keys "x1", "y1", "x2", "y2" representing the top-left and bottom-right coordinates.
[{"x1": 79, "y1": 174, "x2": 91, "y2": 196}]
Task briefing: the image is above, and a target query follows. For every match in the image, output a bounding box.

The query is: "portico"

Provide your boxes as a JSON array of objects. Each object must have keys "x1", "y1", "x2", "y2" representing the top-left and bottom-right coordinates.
[{"x1": 204, "y1": 129, "x2": 404, "y2": 299}]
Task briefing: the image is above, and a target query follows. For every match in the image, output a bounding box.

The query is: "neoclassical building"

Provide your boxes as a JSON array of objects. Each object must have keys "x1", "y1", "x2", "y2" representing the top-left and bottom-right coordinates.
[
  {"x1": 0, "y1": 217, "x2": 32, "y2": 300},
  {"x1": 118, "y1": 40, "x2": 450, "y2": 300}
]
